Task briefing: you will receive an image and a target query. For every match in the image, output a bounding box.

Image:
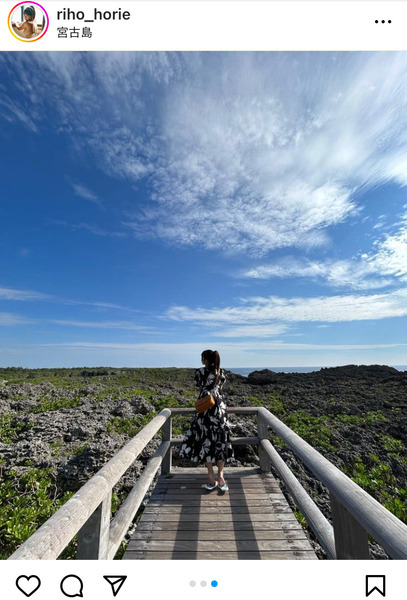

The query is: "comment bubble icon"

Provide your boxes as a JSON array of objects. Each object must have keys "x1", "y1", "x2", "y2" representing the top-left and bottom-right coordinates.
[{"x1": 60, "y1": 575, "x2": 84, "y2": 598}]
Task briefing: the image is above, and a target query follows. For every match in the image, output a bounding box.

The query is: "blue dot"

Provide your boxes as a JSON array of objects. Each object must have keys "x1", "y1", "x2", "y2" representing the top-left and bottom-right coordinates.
[{"x1": 211, "y1": 581, "x2": 218, "y2": 588}]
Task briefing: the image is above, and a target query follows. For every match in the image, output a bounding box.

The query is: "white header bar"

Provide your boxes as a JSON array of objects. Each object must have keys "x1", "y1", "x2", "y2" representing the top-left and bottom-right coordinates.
[{"x1": 2, "y1": 1, "x2": 407, "y2": 51}]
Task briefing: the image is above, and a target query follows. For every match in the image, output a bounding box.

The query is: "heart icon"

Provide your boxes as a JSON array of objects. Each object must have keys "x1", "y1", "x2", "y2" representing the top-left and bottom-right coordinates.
[{"x1": 16, "y1": 576, "x2": 41, "y2": 597}]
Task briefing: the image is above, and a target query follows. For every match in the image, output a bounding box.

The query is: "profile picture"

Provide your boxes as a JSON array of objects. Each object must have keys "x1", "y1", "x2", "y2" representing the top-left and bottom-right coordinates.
[{"x1": 8, "y1": 2, "x2": 48, "y2": 42}]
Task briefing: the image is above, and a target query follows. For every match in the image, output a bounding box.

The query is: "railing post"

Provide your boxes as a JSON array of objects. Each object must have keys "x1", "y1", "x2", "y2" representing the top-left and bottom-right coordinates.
[
  {"x1": 329, "y1": 492, "x2": 370, "y2": 559},
  {"x1": 257, "y1": 411, "x2": 270, "y2": 472},
  {"x1": 161, "y1": 414, "x2": 172, "y2": 475},
  {"x1": 76, "y1": 491, "x2": 112, "y2": 559}
]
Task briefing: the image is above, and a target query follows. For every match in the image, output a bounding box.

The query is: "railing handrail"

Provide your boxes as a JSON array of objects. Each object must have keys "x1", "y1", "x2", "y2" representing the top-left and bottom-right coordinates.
[
  {"x1": 7, "y1": 404, "x2": 407, "y2": 560},
  {"x1": 257, "y1": 407, "x2": 407, "y2": 559},
  {"x1": 170, "y1": 407, "x2": 259, "y2": 415},
  {"x1": 8, "y1": 409, "x2": 171, "y2": 560}
]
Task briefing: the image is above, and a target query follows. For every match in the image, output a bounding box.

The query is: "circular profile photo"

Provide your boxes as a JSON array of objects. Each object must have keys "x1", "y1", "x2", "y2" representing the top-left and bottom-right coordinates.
[{"x1": 8, "y1": 2, "x2": 49, "y2": 42}]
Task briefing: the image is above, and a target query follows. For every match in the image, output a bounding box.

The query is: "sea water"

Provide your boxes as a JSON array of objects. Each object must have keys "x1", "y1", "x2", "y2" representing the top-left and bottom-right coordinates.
[{"x1": 228, "y1": 365, "x2": 407, "y2": 377}]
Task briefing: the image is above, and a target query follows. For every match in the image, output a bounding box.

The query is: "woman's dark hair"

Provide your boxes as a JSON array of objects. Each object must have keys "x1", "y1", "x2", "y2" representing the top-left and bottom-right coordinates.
[
  {"x1": 201, "y1": 349, "x2": 221, "y2": 375},
  {"x1": 24, "y1": 5, "x2": 36, "y2": 19}
]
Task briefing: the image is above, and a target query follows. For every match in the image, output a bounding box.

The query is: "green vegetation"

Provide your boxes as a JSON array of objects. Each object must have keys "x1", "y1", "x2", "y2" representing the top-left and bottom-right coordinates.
[
  {"x1": 346, "y1": 456, "x2": 407, "y2": 522},
  {"x1": 0, "y1": 414, "x2": 34, "y2": 443},
  {"x1": 106, "y1": 413, "x2": 156, "y2": 437},
  {"x1": 294, "y1": 510, "x2": 307, "y2": 528},
  {"x1": 379, "y1": 434, "x2": 404, "y2": 455},
  {"x1": 0, "y1": 468, "x2": 73, "y2": 559},
  {"x1": 333, "y1": 411, "x2": 388, "y2": 426},
  {"x1": 72, "y1": 442, "x2": 90, "y2": 456},
  {"x1": 33, "y1": 396, "x2": 83, "y2": 413},
  {"x1": 283, "y1": 411, "x2": 334, "y2": 450}
]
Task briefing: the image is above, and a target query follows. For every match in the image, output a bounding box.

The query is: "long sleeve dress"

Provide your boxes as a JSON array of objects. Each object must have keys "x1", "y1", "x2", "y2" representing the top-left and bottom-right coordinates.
[{"x1": 179, "y1": 367, "x2": 234, "y2": 464}]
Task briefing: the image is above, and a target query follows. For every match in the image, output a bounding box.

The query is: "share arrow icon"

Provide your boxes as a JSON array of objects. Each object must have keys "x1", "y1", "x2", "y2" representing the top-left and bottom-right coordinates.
[{"x1": 103, "y1": 576, "x2": 127, "y2": 597}]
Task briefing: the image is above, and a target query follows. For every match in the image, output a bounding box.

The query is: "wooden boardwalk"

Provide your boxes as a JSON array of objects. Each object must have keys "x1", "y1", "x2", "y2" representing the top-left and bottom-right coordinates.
[{"x1": 123, "y1": 467, "x2": 317, "y2": 560}]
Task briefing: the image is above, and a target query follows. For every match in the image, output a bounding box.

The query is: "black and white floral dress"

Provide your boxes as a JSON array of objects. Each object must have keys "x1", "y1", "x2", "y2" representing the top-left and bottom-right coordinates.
[{"x1": 179, "y1": 367, "x2": 234, "y2": 464}]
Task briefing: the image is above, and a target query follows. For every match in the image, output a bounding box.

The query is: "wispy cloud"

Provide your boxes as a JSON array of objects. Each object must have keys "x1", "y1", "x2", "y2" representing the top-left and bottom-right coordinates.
[
  {"x1": 0, "y1": 312, "x2": 36, "y2": 326},
  {"x1": 71, "y1": 183, "x2": 101, "y2": 205},
  {"x1": 0, "y1": 96, "x2": 39, "y2": 133},
  {"x1": 240, "y1": 210, "x2": 407, "y2": 289},
  {"x1": 210, "y1": 324, "x2": 289, "y2": 338},
  {"x1": 166, "y1": 288, "x2": 407, "y2": 325},
  {"x1": 3, "y1": 53, "x2": 407, "y2": 256},
  {"x1": 240, "y1": 257, "x2": 390, "y2": 290},
  {"x1": 51, "y1": 220, "x2": 127, "y2": 238},
  {"x1": 0, "y1": 285, "x2": 136, "y2": 312},
  {"x1": 368, "y1": 216, "x2": 407, "y2": 280},
  {"x1": 51, "y1": 319, "x2": 153, "y2": 331},
  {"x1": 0, "y1": 287, "x2": 54, "y2": 301}
]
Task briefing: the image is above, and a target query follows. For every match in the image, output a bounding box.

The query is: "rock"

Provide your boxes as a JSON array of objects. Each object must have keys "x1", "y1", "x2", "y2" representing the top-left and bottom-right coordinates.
[
  {"x1": 247, "y1": 369, "x2": 279, "y2": 385},
  {"x1": 130, "y1": 396, "x2": 155, "y2": 414}
]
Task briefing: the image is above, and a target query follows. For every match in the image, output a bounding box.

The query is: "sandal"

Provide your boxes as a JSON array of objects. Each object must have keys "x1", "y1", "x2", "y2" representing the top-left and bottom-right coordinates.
[{"x1": 204, "y1": 481, "x2": 218, "y2": 490}]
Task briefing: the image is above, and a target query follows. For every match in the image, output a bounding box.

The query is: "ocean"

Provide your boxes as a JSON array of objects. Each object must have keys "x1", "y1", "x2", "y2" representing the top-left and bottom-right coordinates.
[{"x1": 228, "y1": 365, "x2": 407, "y2": 377}]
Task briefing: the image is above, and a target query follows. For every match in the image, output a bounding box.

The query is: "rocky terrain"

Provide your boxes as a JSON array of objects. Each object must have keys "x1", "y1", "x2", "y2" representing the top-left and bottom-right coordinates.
[{"x1": 0, "y1": 365, "x2": 406, "y2": 559}]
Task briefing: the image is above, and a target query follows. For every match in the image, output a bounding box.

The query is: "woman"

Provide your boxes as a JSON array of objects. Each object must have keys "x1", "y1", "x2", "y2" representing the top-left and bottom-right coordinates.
[
  {"x1": 12, "y1": 6, "x2": 39, "y2": 39},
  {"x1": 179, "y1": 349, "x2": 234, "y2": 491}
]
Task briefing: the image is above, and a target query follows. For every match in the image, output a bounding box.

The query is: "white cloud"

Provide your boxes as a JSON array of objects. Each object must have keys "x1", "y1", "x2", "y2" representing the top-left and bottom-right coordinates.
[
  {"x1": 71, "y1": 183, "x2": 101, "y2": 205},
  {"x1": 0, "y1": 287, "x2": 54, "y2": 301},
  {"x1": 240, "y1": 210, "x2": 407, "y2": 289},
  {"x1": 52, "y1": 220, "x2": 126, "y2": 238},
  {"x1": 240, "y1": 257, "x2": 391, "y2": 290},
  {"x1": 3, "y1": 53, "x2": 407, "y2": 256},
  {"x1": 0, "y1": 312, "x2": 35, "y2": 326},
  {"x1": 211, "y1": 324, "x2": 289, "y2": 338},
  {"x1": 0, "y1": 285, "x2": 136, "y2": 312},
  {"x1": 368, "y1": 220, "x2": 407, "y2": 280},
  {"x1": 51, "y1": 319, "x2": 153, "y2": 331},
  {"x1": 0, "y1": 96, "x2": 39, "y2": 133},
  {"x1": 166, "y1": 288, "x2": 407, "y2": 324}
]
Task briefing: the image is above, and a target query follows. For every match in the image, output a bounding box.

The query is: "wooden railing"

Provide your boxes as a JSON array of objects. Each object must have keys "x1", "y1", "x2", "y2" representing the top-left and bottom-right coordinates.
[{"x1": 8, "y1": 406, "x2": 407, "y2": 560}]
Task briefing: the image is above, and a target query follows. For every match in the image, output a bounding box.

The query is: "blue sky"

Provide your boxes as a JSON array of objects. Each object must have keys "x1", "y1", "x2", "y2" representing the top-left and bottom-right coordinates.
[{"x1": 1, "y1": 51, "x2": 407, "y2": 369}]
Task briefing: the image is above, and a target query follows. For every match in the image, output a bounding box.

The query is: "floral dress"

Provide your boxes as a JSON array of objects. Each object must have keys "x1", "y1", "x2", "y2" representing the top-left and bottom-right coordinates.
[{"x1": 179, "y1": 367, "x2": 234, "y2": 464}]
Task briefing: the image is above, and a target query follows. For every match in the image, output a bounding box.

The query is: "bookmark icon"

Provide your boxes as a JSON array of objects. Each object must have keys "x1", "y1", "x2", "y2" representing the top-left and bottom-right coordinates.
[{"x1": 103, "y1": 576, "x2": 127, "y2": 597}]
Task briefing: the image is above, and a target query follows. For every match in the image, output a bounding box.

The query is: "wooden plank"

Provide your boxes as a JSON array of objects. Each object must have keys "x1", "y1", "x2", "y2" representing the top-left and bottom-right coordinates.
[
  {"x1": 139, "y1": 512, "x2": 299, "y2": 522},
  {"x1": 126, "y1": 539, "x2": 314, "y2": 552},
  {"x1": 167, "y1": 468, "x2": 263, "y2": 476},
  {"x1": 154, "y1": 479, "x2": 273, "y2": 487},
  {"x1": 123, "y1": 466, "x2": 317, "y2": 561},
  {"x1": 142, "y1": 505, "x2": 293, "y2": 515},
  {"x1": 147, "y1": 493, "x2": 275, "y2": 501},
  {"x1": 147, "y1": 498, "x2": 276, "y2": 507},
  {"x1": 130, "y1": 530, "x2": 309, "y2": 541},
  {"x1": 152, "y1": 489, "x2": 276, "y2": 496},
  {"x1": 330, "y1": 492, "x2": 370, "y2": 559},
  {"x1": 170, "y1": 407, "x2": 259, "y2": 416},
  {"x1": 136, "y1": 520, "x2": 303, "y2": 532},
  {"x1": 153, "y1": 485, "x2": 279, "y2": 492},
  {"x1": 77, "y1": 491, "x2": 112, "y2": 559},
  {"x1": 123, "y1": 550, "x2": 317, "y2": 560},
  {"x1": 161, "y1": 417, "x2": 172, "y2": 476}
]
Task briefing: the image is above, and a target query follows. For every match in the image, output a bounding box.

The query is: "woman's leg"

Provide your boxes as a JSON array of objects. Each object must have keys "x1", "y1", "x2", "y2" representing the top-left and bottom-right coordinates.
[
  {"x1": 206, "y1": 461, "x2": 216, "y2": 484},
  {"x1": 217, "y1": 460, "x2": 225, "y2": 486}
]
